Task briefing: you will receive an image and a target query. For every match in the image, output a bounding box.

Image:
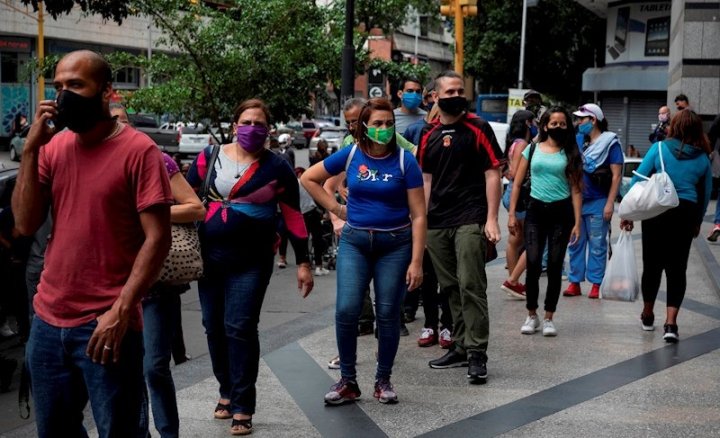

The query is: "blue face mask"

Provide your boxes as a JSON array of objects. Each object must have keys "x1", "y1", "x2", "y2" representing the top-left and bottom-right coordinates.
[
  {"x1": 402, "y1": 92, "x2": 422, "y2": 111},
  {"x1": 529, "y1": 125, "x2": 538, "y2": 138},
  {"x1": 578, "y1": 121, "x2": 593, "y2": 136}
]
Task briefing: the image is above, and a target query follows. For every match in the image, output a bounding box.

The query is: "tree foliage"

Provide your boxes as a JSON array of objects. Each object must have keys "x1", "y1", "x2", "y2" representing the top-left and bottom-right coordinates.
[
  {"x1": 24, "y1": 0, "x2": 444, "y2": 134},
  {"x1": 23, "y1": 0, "x2": 133, "y2": 23},
  {"x1": 464, "y1": 0, "x2": 604, "y2": 104}
]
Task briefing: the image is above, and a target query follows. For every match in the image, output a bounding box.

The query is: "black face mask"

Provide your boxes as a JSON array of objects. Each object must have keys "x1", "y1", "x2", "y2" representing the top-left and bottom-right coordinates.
[
  {"x1": 437, "y1": 96, "x2": 467, "y2": 116},
  {"x1": 546, "y1": 127, "x2": 568, "y2": 142},
  {"x1": 56, "y1": 89, "x2": 106, "y2": 133}
]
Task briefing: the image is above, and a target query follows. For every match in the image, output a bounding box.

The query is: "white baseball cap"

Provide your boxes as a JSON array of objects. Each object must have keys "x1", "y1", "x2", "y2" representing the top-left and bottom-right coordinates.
[{"x1": 573, "y1": 103, "x2": 604, "y2": 121}]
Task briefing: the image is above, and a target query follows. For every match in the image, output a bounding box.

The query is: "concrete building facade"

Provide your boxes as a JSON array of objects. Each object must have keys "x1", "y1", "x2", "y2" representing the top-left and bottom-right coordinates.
[{"x1": 576, "y1": 0, "x2": 719, "y2": 154}]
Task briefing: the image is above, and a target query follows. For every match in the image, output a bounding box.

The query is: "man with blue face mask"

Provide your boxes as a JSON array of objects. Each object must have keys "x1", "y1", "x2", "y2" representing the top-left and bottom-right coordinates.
[{"x1": 394, "y1": 77, "x2": 427, "y2": 139}]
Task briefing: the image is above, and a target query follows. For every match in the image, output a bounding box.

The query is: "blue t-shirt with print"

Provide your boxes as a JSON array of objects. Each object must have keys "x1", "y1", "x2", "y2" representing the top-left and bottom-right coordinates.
[
  {"x1": 582, "y1": 141, "x2": 623, "y2": 200},
  {"x1": 323, "y1": 145, "x2": 423, "y2": 230}
]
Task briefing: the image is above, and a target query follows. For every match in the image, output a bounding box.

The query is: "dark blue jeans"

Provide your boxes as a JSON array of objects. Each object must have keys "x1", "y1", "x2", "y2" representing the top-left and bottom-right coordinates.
[
  {"x1": 198, "y1": 259, "x2": 273, "y2": 415},
  {"x1": 26, "y1": 316, "x2": 145, "y2": 438},
  {"x1": 142, "y1": 293, "x2": 181, "y2": 438},
  {"x1": 336, "y1": 225, "x2": 412, "y2": 380}
]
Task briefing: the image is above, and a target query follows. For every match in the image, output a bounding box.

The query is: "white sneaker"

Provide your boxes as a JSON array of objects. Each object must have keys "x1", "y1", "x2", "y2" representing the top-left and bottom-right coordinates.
[
  {"x1": 521, "y1": 315, "x2": 540, "y2": 334},
  {"x1": 0, "y1": 322, "x2": 16, "y2": 338},
  {"x1": 314, "y1": 267, "x2": 330, "y2": 276},
  {"x1": 542, "y1": 319, "x2": 558, "y2": 337}
]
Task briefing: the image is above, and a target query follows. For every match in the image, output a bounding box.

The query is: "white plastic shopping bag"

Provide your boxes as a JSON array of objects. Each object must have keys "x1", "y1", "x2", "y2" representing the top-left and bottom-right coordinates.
[
  {"x1": 600, "y1": 230, "x2": 639, "y2": 302},
  {"x1": 618, "y1": 142, "x2": 678, "y2": 221}
]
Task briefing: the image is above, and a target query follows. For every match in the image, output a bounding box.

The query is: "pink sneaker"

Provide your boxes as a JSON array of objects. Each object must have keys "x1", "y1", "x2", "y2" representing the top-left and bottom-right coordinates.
[
  {"x1": 418, "y1": 328, "x2": 438, "y2": 347},
  {"x1": 438, "y1": 328, "x2": 454, "y2": 349},
  {"x1": 588, "y1": 283, "x2": 600, "y2": 299},
  {"x1": 501, "y1": 280, "x2": 526, "y2": 299},
  {"x1": 563, "y1": 282, "x2": 581, "y2": 297}
]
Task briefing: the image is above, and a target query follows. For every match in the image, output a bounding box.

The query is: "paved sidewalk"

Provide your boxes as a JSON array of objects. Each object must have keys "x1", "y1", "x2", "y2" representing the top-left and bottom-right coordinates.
[{"x1": 4, "y1": 205, "x2": 720, "y2": 437}]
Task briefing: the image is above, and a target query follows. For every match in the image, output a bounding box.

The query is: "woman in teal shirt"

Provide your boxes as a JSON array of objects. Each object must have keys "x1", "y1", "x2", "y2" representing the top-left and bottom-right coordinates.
[
  {"x1": 508, "y1": 107, "x2": 583, "y2": 337},
  {"x1": 621, "y1": 110, "x2": 712, "y2": 343}
]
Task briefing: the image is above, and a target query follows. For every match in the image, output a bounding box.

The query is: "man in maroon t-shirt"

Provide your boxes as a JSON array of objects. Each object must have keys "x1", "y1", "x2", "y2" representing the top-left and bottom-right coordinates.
[{"x1": 12, "y1": 50, "x2": 172, "y2": 437}]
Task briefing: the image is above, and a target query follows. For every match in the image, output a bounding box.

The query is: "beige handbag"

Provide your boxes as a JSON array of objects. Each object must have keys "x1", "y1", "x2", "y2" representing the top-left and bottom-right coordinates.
[{"x1": 157, "y1": 223, "x2": 203, "y2": 285}]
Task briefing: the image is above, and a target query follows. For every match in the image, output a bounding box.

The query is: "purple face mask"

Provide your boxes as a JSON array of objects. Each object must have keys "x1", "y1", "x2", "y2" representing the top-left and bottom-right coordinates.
[{"x1": 236, "y1": 124, "x2": 268, "y2": 153}]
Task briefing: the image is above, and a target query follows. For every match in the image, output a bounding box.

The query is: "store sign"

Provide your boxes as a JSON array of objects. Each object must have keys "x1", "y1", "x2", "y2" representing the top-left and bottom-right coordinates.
[
  {"x1": 0, "y1": 37, "x2": 32, "y2": 53},
  {"x1": 506, "y1": 88, "x2": 529, "y2": 124},
  {"x1": 605, "y1": 2, "x2": 671, "y2": 64}
]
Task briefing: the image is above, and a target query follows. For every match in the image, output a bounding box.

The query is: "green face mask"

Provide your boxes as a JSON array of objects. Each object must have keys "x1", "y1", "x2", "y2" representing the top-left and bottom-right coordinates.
[{"x1": 365, "y1": 124, "x2": 395, "y2": 145}]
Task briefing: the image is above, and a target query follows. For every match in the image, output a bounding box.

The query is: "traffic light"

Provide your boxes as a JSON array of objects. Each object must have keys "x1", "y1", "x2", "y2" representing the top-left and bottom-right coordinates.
[
  {"x1": 440, "y1": 0, "x2": 455, "y2": 16},
  {"x1": 460, "y1": 0, "x2": 478, "y2": 17},
  {"x1": 440, "y1": 0, "x2": 478, "y2": 18}
]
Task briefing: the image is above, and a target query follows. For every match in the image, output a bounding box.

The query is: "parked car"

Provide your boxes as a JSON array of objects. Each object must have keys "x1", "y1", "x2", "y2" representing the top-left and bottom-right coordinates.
[
  {"x1": 178, "y1": 125, "x2": 214, "y2": 156},
  {"x1": 301, "y1": 119, "x2": 333, "y2": 148},
  {"x1": 309, "y1": 127, "x2": 345, "y2": 156},
  {"x1": 618, "y1": 156, "x2": 643, "y2": 200},
  {"x1": 9, "y1": 127, "x2": 29, "y2": 162},
  {"x1": 128, "y1": 114, "x2": 180, "y2": 153},
  {"x1": 276, "y1": 121, "x2": 305, "y2": 148}
]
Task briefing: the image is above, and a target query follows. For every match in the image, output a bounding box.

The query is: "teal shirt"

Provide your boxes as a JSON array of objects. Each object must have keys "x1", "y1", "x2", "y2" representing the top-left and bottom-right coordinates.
[{"x1": 522, "y1": 145, "x2": 570, "y2": 202}]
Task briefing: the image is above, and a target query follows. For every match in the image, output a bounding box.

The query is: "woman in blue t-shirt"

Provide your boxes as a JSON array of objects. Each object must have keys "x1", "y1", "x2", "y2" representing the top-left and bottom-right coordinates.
[
  {"x1": 508, "y1": 107, "x2": 583, "y2": 337},
  {"x1": 301, "y1": 98, "x2": 426, "y2": 406},
  {"x1": 565, "y1": 103, "x2": 623, "y2": 299}
]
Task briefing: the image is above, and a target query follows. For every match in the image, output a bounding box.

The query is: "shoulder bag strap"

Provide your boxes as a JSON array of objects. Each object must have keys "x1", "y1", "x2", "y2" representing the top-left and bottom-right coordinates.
[
  {"x1": 527, "y1": 142, "x2": 537, "y2": 178},
  {"x1": 344, "y1": 144, "x2": 358, "y2": 173},
  {"x1": 658, "y1": 141, "x2": 666, "y2": 173},
  {"x1": 201, "y1": 145, "x2": 221, "y2": 203},
  {"x1": 399, "y1": 148, "x2": 405, "y2": 176}
]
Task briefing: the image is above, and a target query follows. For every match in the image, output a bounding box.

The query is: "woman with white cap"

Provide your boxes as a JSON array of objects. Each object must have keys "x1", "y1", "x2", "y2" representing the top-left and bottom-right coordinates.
[{"x1": 564, "y1": 103, "x2": 624, "y2": 299}]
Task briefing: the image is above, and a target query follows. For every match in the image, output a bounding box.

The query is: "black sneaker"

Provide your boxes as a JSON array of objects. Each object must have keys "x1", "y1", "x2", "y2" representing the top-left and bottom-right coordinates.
[
  {"x1": 663, "y1": 324, "x2": 679, "y2": 343},
  {"x1": 403, "y1": 312, "x2": 416, "y2": 323},
  {"x1": 0, "y1": 357, "x2": 17, "y2": 393},
  {"x1": 640, "y1": 312, "x2": 655, "y2": 331},
  {"x1": 708, "y1": 226, "x2": 720, "y2": 242},
  {"x1": 400, "y1": 324, "x2": 409, "y2": 337},
  {"x1": 467, "y1": 352, "x2": 488, "y2": 384},
  {"x1": 428, "y1": 350, "x2": 468, "y2": 369}
]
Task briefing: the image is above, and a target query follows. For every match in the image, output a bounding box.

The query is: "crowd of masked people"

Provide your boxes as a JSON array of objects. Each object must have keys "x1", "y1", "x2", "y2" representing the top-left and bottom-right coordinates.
[{"x1": 2, "y1": 49, "x2": 718, "y2": 438}]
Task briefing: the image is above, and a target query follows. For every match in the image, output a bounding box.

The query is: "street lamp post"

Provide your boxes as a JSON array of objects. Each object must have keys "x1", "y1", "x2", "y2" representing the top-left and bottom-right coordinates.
[
  {"x1": 340, "y1": 0, "x2": 355, "y2": 104},
  {"x1": 37, "y1": 0, "x2": 45, "y2": 102},
  {"x1": 518, "y1": 0, "x2": 527, "y2": 89}
]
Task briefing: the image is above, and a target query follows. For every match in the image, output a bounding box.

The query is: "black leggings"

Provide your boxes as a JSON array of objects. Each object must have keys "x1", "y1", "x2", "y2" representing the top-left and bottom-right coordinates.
[
  {"x1": 524, "y1": 197, "x2": 573, "y2": 313},
  {"x1": 641, "y1": 200, "x2": 697, "y2": 309},
  {"x1": 303, "y1": 209, "x2": 326, "y2": 266}
]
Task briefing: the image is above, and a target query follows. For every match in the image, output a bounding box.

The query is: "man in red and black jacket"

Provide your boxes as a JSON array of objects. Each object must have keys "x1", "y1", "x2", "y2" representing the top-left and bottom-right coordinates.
[{"x1": 417, "y1": 70, "x2": 504, "y2": 384}]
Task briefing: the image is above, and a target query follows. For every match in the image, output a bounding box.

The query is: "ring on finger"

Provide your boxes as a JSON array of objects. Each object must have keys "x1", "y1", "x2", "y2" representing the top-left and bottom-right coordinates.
[{"x1": 103, "y1": 345, "x2": 112, "y2": 351}]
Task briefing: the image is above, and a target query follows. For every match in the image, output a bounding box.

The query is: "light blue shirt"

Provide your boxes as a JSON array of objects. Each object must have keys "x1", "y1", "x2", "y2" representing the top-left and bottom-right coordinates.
[{"x1": 522, "y1": 145, "x2": 570, "y2": 202}]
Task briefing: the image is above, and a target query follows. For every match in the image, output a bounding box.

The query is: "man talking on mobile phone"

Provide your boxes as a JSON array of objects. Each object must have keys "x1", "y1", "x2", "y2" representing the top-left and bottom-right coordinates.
[{"x1": 12, "y1": 50, "x2": 173, "y2": 438}]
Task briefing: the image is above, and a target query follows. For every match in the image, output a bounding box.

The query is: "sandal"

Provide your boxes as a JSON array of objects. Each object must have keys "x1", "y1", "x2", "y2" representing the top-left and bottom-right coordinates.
[
  {"x1": 214, "y1": 402, "x2": 232, "y2": 420},
  {"x1": 230, "y1": 418, "x2": 253, "y2": 436}
]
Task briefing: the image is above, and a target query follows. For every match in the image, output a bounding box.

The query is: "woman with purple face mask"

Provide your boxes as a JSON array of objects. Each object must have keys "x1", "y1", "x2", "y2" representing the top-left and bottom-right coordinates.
[{"x1": 186, "y1": 99, "x2": 314, "y2": 436}]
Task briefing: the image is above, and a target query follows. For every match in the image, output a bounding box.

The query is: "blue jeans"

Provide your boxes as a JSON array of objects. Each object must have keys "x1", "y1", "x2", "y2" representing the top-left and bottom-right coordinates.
[
  {"x1": 142, "y1": 293, "x2": 181, "y2": 438},
  {"x1": 502, "y1": 182, "x2": 526, "y2": 220},
  {"x1": 336, "y1": 225, "x2": 412, "y2": 380},
  {"x1": 568, "y1": 198, "x2": 610, "y2": 285},
  {"x1": 714, "y1": 195, "x2": 720, "y2": 225},
  {"x1": 198, "y1": 259, "x2": 273, "y2": 415},
  {"x1": 26, "y1": 316, "x2": 145, "y2": 438}
]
